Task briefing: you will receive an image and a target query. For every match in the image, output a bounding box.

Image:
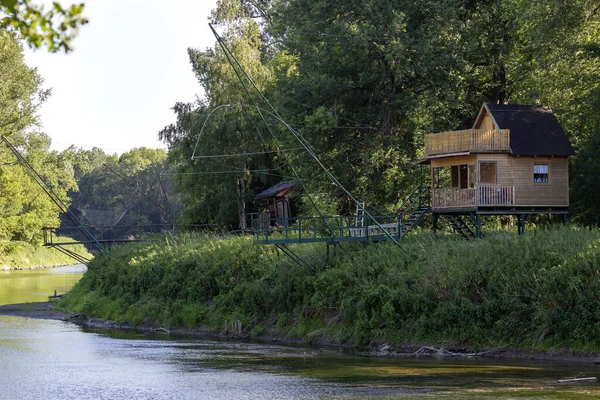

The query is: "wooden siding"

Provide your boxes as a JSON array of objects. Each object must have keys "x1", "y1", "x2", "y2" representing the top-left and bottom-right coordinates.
[
  {"x1": 429, "y1": 153, "x2": 569, "y2": 209},
  {"x1": 424, "y1": 129, "x2": 510, "y2": 156},
  {"x1": 513, "y1": 156, "x2": 569, "y2": 206},
  {"x1": 478, "y1": 114, "x2": 496, "y2": 130},
  {"x1": 476, "y1": 154, "x2": 514, "y2": 185},
  {"x1": 431, "y1": 155, "x2": 477, "y2": 168}
]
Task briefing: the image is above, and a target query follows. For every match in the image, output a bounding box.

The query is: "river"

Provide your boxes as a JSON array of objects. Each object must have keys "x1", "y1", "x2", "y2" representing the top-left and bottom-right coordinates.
[{"x1": 1, "y1": 266, "x2": 599, "y2": 399}]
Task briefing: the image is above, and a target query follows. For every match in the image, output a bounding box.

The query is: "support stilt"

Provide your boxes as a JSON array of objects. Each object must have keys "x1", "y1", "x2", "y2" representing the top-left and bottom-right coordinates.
[
  {"x1": 432, "y1": 214, "x2": 439, "y2": 234},
  {"x1": 326, "y1": 242, "x2": 338, "y2": 262},
  {"x1": 517, "y1": 214, "x2": 527, "y2": 235}
]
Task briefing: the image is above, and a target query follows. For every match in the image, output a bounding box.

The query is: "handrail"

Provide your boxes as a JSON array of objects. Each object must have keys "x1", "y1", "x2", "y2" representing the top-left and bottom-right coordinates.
[
  {"x1": 431, "y1": 185, "x2": 515, "y2": 208},
  {"x1": 424, "y1": 129, "x2": 510, "y2": 156},
  {"x1": 250, "y1": 214, "x2": 401, "y2": 243}
]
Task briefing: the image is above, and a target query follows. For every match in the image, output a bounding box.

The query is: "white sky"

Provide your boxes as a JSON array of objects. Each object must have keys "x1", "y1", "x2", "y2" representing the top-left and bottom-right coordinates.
[{"x1": 24, "y1": 0, "x2": 218, "y2": 154}]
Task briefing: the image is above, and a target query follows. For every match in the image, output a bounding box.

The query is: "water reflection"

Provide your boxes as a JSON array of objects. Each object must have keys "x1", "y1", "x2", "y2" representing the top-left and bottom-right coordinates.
[
  {"x1": 0, "y1": 265, "x2": 85, "y2": 305},
  {"x1": 2, "y1": 316, "x2": 598, "y2": 400},
  {"x1": 1, "y1": 266, "x2": 600, "y2": 399}
]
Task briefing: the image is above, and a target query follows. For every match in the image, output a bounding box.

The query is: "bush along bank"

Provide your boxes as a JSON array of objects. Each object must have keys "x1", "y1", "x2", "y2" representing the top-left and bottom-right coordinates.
[{"x1": 58, "y1": 227, "x2": 600, "y2": 352}]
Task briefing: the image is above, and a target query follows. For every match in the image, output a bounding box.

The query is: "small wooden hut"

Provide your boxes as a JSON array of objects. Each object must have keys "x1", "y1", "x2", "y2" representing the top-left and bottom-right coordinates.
[
  {"x1": 255, "y1": 181, "x2": 296, "y2": 227},
  {"x1": 419, "y1": 103, "x2": 575, "y2": 236}
]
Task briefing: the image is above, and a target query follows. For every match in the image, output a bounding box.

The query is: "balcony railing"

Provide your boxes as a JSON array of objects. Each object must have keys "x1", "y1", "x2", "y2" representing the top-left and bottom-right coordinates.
[
  {"x1": 478, "y1": 185, "x2": 514, "y2": 207},
  {"x1": 432, "y1": 185, "x2": 515, "y2": 208},
  {"x1": 432, "y1": 188, "x2": 476, "y2": 208},
  {"x1": 424, "y1": 129, "x2": 510, "y2": 156}
]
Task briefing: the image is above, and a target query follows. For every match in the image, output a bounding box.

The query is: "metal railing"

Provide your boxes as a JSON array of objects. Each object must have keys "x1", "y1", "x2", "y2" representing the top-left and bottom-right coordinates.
[
  {"x1": 424, "y1": 129, "x2": 510, "y2": 156},
  {"x1": 249, "y1": 214, "x2": 402, "y2": 244}
]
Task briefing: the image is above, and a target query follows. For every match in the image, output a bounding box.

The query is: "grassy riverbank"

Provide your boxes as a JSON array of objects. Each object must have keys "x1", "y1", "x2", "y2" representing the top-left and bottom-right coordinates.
[
  {"x1": 0, "y1": 238, "x2": 91, "y2": 269},
  {"x1": 59, "y1": 227, "x2": 600, "y2": 352}
]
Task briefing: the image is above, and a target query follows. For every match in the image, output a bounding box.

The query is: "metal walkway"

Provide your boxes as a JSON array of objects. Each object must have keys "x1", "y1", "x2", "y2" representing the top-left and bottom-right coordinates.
[{"x1": 250, "y1": 187, "x2": 432, "y2": 245}]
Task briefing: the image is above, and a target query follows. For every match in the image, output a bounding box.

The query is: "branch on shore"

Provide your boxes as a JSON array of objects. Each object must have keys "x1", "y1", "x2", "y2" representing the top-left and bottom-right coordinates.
[
  {"x1": 366, "y1": 345, "x2": 504, "y2": 358},
  {"x1": 409, "y1": 345, "x2": 503, "y2": 357}
]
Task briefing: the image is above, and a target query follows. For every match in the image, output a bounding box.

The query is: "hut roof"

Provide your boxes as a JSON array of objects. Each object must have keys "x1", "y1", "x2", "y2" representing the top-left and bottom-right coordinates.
[
  {"x1": 481, "y1": 104, "x2": 575, "y2": 157},
  {"x1": 256, "y1": 181, "x2": 295, "y2": 199}
]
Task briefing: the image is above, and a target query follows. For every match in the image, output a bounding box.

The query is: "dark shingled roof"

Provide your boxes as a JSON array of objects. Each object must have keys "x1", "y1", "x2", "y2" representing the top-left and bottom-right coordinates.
[
  {"x1": 484, "y1": 104, "x2": 575, "y2": 156},
  {"x1": 256, "y1": 181, "x2": 295, "y2": 199}
]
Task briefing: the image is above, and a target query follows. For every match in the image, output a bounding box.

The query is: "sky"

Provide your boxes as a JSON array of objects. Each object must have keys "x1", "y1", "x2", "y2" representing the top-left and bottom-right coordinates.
[{"x1": 24, "y1": 0, "x2": 218, "y2": 154}]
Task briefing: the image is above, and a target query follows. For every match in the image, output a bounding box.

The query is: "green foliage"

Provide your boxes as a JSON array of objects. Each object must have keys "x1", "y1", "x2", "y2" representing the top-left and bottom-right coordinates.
[
  {"x1": 60, "y1": 227, "x2": 600, "y2": 352},
  {"x1": 0, "y1": 0, "x2": 88, "y2": 52},
  {"x1": 570, "y1": 130, "x2": 600, "y2": 227},
  {"x1": 0, "y1": 236, "x2": 90, "y2": 268},
  {"x1": 61, "y1": 146, "x2": 181, "y2": 240},
  {"x1": 163, "y1": 0, "x2": 600, "y2": 222},
  {"x1": 0, "y1": 33, "x2": 76, "y2": 245},
  {"x1": 159, "y1": 14, "x2": 283, "y2": 230},
  {"x1": 0, "y1": 33, "x2": 49, "y2": 137}
]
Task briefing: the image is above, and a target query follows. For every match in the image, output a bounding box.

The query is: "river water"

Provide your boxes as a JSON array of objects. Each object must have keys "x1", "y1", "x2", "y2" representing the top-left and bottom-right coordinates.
[{"x1": 1, "y1": 266, "x2": 600, "y2": 399}]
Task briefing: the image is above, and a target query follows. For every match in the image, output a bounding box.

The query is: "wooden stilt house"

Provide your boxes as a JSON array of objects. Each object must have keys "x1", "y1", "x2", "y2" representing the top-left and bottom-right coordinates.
[
  {"x1": 419, "y1": 103, "x2": 575, "y2": 236},
  {"x1": 250, "y1": 103, "x2": 574, "y2": 247}
]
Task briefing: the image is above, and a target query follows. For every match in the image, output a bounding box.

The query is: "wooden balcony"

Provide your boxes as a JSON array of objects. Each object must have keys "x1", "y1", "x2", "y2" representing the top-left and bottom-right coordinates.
[
  {"x1": 432, "y1": 185, "x2": 515, "y2": 209},
  {"x1": 424, "y1": 129, "x2": 510, "y2": 156}
]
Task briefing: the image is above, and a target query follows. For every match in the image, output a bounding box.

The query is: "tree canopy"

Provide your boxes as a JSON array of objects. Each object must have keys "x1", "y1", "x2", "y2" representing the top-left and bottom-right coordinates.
[
  {"x1": 62, "y1": 147, "x2": 181, "y2": 240},
  {"x1": 0, "y1": 0, "x2": 87, "y2": 52},
  {"x1": 0, "y1": 33, "x2": 76, "y2": 244},
  {"x1": 161, "y1": 0, "x2": 600, "y2": 226}
]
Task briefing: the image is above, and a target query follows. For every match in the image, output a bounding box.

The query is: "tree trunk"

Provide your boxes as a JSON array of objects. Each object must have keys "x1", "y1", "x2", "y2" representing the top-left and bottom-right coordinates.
[{"x1": 237, "y1": 170, "x2": 247, "y2": 231}]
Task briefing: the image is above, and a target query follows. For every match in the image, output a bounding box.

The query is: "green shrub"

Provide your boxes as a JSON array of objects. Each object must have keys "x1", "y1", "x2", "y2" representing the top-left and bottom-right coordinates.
[{"x1": 58, "y1": 227, "x2": 600, "y2": 351}]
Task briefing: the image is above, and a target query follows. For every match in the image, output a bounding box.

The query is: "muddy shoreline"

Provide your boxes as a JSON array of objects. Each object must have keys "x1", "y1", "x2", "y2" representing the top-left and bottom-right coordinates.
[{"x1": 2, "y1": 301, "x2": 600, "y2": 364}]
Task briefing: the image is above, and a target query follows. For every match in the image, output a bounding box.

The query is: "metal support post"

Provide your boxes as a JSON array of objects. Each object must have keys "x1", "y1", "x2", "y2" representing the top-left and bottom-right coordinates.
[{"x1": 432, "y1": 214, "x2": 439, "y2": 234}]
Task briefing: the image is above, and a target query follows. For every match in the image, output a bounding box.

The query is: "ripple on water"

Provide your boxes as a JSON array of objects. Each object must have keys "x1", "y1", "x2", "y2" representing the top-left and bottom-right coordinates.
[{"x1": 1, "y1": 317, "x2": 599, "y2": 399}]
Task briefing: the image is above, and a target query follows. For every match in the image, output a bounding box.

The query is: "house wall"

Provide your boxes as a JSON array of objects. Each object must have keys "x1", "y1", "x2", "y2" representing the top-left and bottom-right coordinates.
[
  {"x1": 430, "y1": 155, "x2": 477, "y2": 168},
  {"x1": 478, "y1": 114, "x2": 496, "y2": 130},
  {"x1": 512, "y1": 156, "x2": 569, "y2": 206},
  {"x1": 430, "y1": 154, "x2": 570, "y2": 207},
  {"x1": 473, "y1": 108, "x2": 497, "y2": 130},
  {"x1": 476, "y1": 154, "x2": 514, "y2": 185},
  {"x1": 475, "y1": 154, "x2": 569, "y2": 206}
]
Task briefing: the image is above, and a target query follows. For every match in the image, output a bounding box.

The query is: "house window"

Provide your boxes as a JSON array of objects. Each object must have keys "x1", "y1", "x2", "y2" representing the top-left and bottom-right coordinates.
[
  {"x1": 534, "y1": 164, "x2": 549, "y2": 183},
  {"x1": 479, "y1": 162, "x2": 497, "y2": 183}
]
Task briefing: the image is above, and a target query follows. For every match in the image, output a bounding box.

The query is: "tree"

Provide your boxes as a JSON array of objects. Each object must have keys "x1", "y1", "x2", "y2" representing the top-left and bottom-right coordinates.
[
  {"x1": 0, "y1": 0, "x2": 87, "y2": 52},
  {"x1": 0, "y1": 131, "x2": 77, "y2": 244},
  {"x1": 0, "y1": 32, "x2": 49, "y2": 137},
  {"x1": 164, "y1": 0, "x2": 600, "y2": 223},
  {"x1": 266, "y1": 0, "x2": 600, "y2": 215},
  {"x1": 0, "y1": 32, "x2": 75, "y2": 245},
  {"x1": 64, "y1": 147, "x2": 181, "y2": 239},
  {"x1": 160, "y1": 11, "x2": 280, "y2": 230}
]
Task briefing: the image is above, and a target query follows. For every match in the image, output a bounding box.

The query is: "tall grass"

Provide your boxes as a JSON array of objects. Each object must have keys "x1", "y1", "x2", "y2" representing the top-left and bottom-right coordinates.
[
  {"x1": 59, "y1": 227, "x2": 600, "y2": 351},
  {"x1": 0, "y1": 237, "x2": 91, "y2": 268}
]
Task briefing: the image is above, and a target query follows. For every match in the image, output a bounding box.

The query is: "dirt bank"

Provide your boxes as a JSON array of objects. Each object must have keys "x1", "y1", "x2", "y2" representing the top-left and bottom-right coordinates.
[{"x1": 0, "y1": 302, "x2": 70, "y2": 320}]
